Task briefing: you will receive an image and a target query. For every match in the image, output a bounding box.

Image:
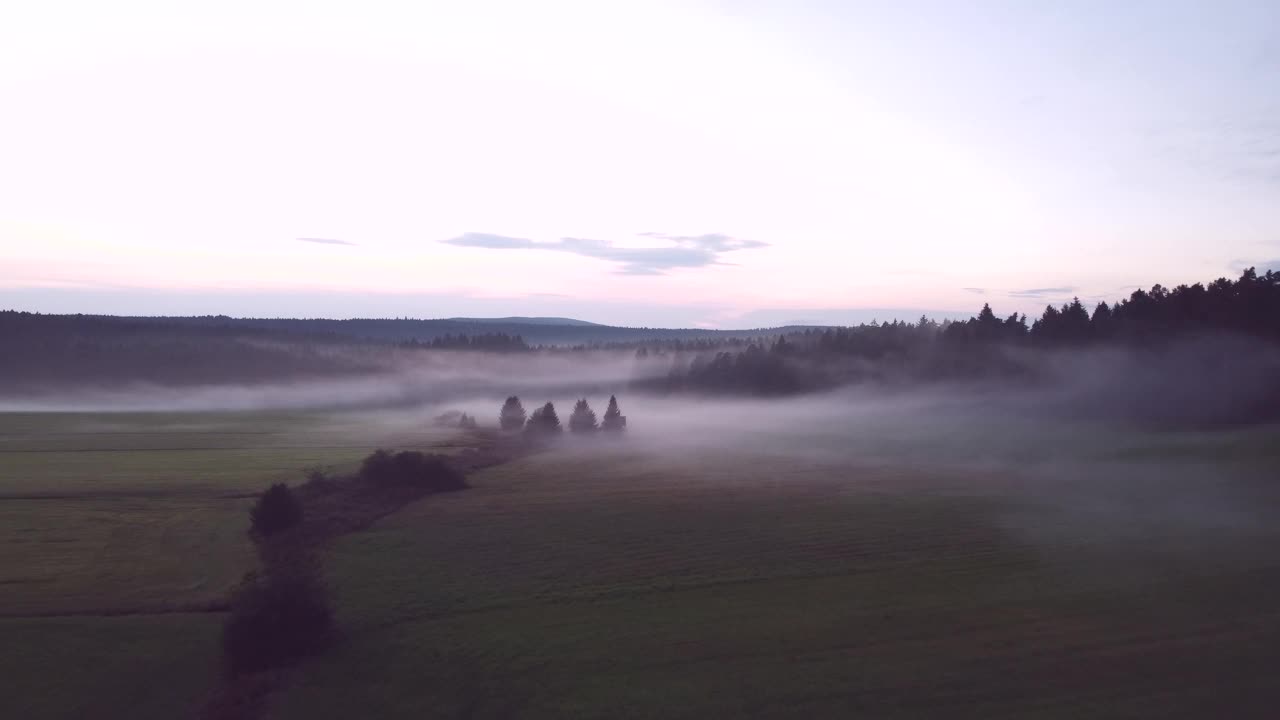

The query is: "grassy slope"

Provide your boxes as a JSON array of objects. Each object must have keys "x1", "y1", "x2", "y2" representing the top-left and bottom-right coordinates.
[{"x1": 274, "y1": 443, "x2": 1280, "y2": 719}]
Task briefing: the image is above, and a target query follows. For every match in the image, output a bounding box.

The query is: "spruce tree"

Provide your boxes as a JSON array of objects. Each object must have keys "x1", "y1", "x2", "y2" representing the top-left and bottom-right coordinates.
[
  {"x1": 601, "y1": 395, "x2": 626, "y2": 432},
  {"x1": 499, "y1": 396, "x2": 527, "y2": 431},
  {"x1": 568, "y1": 398, "x2": 598, "y2": 434},
  {"x1": 1061, "y1": 297, "x2": 1091, "y2": 342},
  {"x1": 525, "y1": 402, "x2": 562, "y2": 436}
]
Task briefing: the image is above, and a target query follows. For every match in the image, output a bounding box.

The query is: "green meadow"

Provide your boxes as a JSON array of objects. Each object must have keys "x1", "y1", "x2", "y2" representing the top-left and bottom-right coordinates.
[
  {"x1": 0, "y1": 410, "x2": 452, "y2": 719},
  {"x1": 274, "y1": 436, "x2": 1280, "y2": 719},
  {"x1": 3, "y1": 408, "x2": 1279, "y2": 719}
]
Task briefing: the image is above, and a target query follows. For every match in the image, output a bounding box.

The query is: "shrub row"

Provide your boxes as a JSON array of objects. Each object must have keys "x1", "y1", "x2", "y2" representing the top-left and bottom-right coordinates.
[{"x1": 226, "y1": 449, "x2": 467, "y2": 676}]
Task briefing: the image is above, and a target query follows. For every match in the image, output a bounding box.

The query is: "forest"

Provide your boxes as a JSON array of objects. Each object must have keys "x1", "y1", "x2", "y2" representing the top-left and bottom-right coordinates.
[
  {"x1": 638, "y1": 268, "x2": 1280, "y2": 400},
  {"x1": 2, "y1": 268, "x2": 1277, "y2": 412}
]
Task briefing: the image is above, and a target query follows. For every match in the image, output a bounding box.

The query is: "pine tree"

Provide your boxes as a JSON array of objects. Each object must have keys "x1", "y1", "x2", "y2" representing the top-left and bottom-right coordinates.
[
  {"x1": 1061, "y1": 297, "x2": 1091, "y2": 342},
  {"x1": 973, "y1": 302, "x2": 1002, "y2": 341},
  {"x1": 1090, "y1": 301, "x2": 1113, "y2": 339},
  {"x1": 601, "y1": 395, "x2": 626, "y2": 432},
  {"x1": 1003, "y1": 312, "x2": 1028, "y2": 338},
  {"x1": 499, "y1": 396, "x2": 526, "y2": 431},
  {"x1": 525, "y1": 402, "x2": 562, "y2": 436},
  {"x1": 976, "y1": 303, "x2": 998, "y2": 325},
  {"x1": 1031, "y1": 304, "x2": 1062, "y2": 343},
  {"x1": 568, "y1": 398, "x2": 598, "y2": 434}
]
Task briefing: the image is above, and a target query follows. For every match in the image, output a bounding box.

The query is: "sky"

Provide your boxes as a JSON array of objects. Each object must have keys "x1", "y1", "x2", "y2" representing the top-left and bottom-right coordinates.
[{"x1": 2, "y1": 0, "x2": 1278, "y2": 328}]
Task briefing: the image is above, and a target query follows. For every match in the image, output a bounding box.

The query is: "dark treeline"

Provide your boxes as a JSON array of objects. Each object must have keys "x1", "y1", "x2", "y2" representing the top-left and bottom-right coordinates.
[
  {"x1": 943, "y1": 267, "x2": 1280, "y2": 346},
  {"x1": 0, "y1": 311, "x2": 792, "y2": 391},
  {"x1": 3, "y1": 269, "x2": 1276, "y2": 409},
  {"x1": 639, "y1": 268, "x2": 1280, "y2": 397},
  {"x1": 0, "y1": 311, "x2": 521, "y2": 391},
  {"x1": 399, "y1": 332, "x2": 529, "y2": 352},
  {"x1": 0, "y1": 311, "x2": 391, "y2": 390},
  {"x1": 0, "y1": 313, "x2": 805, "y2": 347}
]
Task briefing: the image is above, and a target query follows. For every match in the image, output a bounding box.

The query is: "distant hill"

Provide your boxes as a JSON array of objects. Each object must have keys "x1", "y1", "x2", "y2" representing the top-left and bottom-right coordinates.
[
  {"x1": 0, "y1": 310, "x2": 826, "y2": 393},
  {"x1": 446, "y1": 316, "x2": 603, "y2": 327},
  {"x1": 0, "y1": 310, "x2": 822, "y2": 348}
]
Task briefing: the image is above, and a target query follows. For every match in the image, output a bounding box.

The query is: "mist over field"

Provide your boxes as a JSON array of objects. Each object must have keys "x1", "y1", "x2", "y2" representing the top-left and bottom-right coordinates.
[
  {"x1": 10, "y1": 335, "x2": 1274, "y2": 550},
  {"x1": 7, "y1": 329, "x2": 1279, "y2": 434},
  {"x1": 0, "y1": 349, "x2": 652, "y2": 412},
  {"x1": 6, "y1": 321, "x2": 1280, "y2": 719}
]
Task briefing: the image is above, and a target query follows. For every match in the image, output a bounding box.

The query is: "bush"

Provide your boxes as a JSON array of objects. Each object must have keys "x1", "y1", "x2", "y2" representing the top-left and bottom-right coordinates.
[
  {"x1": 359, "y1": 449, "x2": 466, "y2": 491},
  {"x1": 249, "y1": 483, "x2": 303, "y2": 537},
  {"x1": 222, "y1": 569, "x2": 332, "y2": 675}
]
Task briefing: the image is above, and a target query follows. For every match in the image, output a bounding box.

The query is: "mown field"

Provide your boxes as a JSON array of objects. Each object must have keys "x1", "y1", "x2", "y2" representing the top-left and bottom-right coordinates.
[
  {"x1": 3, "y1": 405, "x2": 1280, "y2": 719},
  {"x1": 274, "y1": 431, "x2": 1280, "y2": 719},
  {"x1": 0, "y1": 409, "x2": 457, "y2": 719}
]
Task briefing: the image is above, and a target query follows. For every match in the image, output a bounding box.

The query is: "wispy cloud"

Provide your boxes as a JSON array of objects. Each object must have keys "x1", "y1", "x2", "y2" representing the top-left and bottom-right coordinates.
[
  {"x1": 1007, "y1": 286, "x2": 1078, "y2": 299},
  {"x1": 1229, "y1": 258, "x2": 1280, "y2": 274},
  {"x1": 298, "y1": 237, "x2": 356, "y2": 246},
  {"x1": 962, "y1": 287, "x2": 986, "y2": 295},
  {"x1": 442, "y1": 232, "x2": 767, "y2": 275}
]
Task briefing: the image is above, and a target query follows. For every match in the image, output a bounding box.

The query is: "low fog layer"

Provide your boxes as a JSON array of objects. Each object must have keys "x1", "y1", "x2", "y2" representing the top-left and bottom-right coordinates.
[
  {"x1": 521, "y1": 390, "x2": 1279, "y2": 584},
  {"x1": 7, "y1": 350, "x2": 1275, "y2": 585},
  {"x1": 6, "y1": 334, "x2": 1279, "y2": 432},
  {"x1": 0, "y1": 349, "x2": 654, "y2": 412}
]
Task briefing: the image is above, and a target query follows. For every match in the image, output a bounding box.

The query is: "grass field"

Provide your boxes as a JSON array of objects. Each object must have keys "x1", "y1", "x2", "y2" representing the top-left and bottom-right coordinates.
[
  {"x1": 0, "y1": 613, "x2": 224, "y2": 719},
  {"x1": 273, "y1": 437, "x2": 1280, "y2": 719},
  {"x1": 0, "y1": 409, "x2": 455, "y2": 720},
  {"x1": 4, "y1": 405, "x2": 1280, "y2": 719},
  {"x1": 0, "y1": 410, "x2": 459, "y2": 616}
]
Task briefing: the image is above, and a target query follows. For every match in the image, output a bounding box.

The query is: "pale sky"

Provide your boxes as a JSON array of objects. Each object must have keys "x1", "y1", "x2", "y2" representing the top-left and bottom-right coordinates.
[{"x1": 2, "y1": 0, "x2": 1278, "y2": 327}]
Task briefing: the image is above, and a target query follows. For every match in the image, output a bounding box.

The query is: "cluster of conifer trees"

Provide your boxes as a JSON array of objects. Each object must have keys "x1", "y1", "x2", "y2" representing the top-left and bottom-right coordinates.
[
  {"x1": 641, "y1": 267, "x2": 1280, "y2": 394},
  {"x1": 499, "y1": 395, "x2": 627, "y2": 436},
  {"x1": 941, "y1": 268, "x2": 1279, "y2": 345}
]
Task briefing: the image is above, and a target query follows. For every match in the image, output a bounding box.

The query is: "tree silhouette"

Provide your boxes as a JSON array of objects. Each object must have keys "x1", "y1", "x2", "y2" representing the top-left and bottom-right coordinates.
[
  {"x1": 525, "y1": 401, "x2": 563, "y2": 437},
  {"x1": 1003, "y1": 312, "x2": 1028, "y2": 338},
  {"x1": 601, "y1": 395, "x2": 626, "y2": 432},
  {"x1": 223, "y1": 568, "x2": 332, "y2": 674},
  {"x1": 249, "y1": 483, "x2": 303, "y2": 538},
  {"x1": 1061, "y1": 297, "x2": 1091, "y2": 342},
  {"x1": 568, "y1": 398, "x2": 598, "y2": 433},
  {"x1": 499, "y1": 396, "x2": 527, "y2": 431}
]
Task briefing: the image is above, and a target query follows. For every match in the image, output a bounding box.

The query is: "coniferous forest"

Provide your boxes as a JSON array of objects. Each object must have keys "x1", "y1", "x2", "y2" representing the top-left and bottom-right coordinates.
[{"x1": 3, "y1": 268, "x2": 1277, "y2": 422}]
